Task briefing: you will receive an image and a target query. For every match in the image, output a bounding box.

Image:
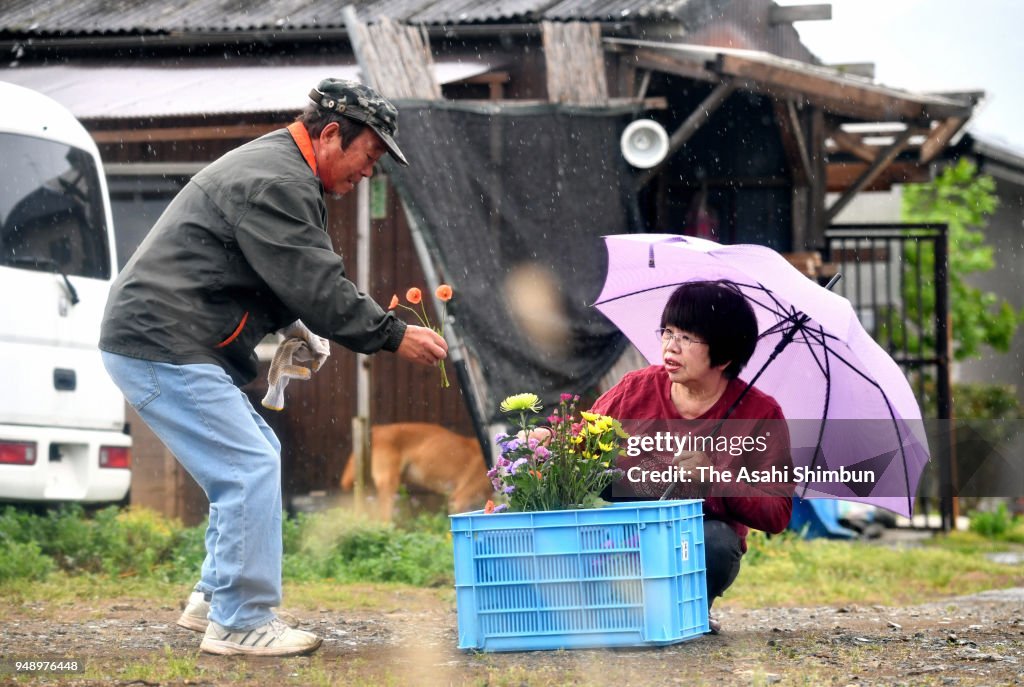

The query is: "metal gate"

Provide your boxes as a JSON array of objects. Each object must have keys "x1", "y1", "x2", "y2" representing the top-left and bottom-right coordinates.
[{"x1": 824, "y1": 223, "x2": 955, "y2": 530}]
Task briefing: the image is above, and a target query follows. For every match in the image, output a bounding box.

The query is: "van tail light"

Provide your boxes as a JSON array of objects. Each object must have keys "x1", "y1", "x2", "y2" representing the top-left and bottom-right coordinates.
[
  {"x1": 0, "y1": 441, "x2": 37, "y2": 465},
  {"x1": 99, "y1": 446, "x2": 131, "y2": 469}
]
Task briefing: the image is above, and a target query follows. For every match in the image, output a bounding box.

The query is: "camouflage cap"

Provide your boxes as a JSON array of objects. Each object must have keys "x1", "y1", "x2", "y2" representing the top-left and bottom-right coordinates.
[{"x1": 309, "y1": 78, "x2": 409, "y2": 167}]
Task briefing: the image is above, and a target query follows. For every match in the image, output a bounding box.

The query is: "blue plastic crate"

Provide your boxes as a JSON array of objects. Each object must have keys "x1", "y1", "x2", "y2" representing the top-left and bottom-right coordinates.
[{"x1": 450, "y1": 500, "x2": 708, "y2": 652}]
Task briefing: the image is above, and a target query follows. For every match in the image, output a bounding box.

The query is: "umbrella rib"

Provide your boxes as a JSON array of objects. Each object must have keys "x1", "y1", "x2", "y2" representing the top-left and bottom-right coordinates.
[
  {"x1": 759, "y1": 312, "x2": 842, "y2": 347},
  {"x1": 595, "y1": 278, "x2": 776, "y2": 308},
  {"x1": 806, "y1": 337, "x2": 918, "y2": 516},
  {"x1": 789, "y1": 328, "x2": 830, "y2": 377},
  {"x1": 799, "y1": 324, "x2": 832, "y2": 500}
]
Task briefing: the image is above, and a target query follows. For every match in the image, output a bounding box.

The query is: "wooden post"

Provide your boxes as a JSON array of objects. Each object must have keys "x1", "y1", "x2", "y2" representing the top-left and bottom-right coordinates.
[
  {"x1": 542, "y1": 21, "x2": 608, "y2": 105},
  {"x1": 806, "y1": 107, "x2": 827, "y2": 249},
  {"x1": 352, "y1": 163, "x2": 372, "y2": 511}
]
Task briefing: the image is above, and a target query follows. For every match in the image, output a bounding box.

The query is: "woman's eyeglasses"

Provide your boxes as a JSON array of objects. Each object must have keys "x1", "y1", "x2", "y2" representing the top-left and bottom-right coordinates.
[{"x1": 655, "y1": 328, "x2": 707, "y2": 349}]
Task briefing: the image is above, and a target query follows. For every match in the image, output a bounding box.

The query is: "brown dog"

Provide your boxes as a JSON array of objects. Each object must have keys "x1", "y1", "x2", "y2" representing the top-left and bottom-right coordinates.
[{"x1": 340, "y1": 422, "x2": 493, "y2": 521}]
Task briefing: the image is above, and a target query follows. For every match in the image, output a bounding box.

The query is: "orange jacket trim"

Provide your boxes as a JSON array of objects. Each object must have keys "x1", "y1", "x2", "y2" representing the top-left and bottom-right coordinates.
[
  {"x1": 286, "y1": 121, "x2": 318, "y2": 176},
  {"x1": 216, "y1": 311, "x2": 249, "y2": 348}
]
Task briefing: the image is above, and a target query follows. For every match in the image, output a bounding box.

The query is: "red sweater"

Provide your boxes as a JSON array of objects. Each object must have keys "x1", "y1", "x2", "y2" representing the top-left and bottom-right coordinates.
[{"x1": 591, "y1": 365, "x2": 793, "y2": 551}]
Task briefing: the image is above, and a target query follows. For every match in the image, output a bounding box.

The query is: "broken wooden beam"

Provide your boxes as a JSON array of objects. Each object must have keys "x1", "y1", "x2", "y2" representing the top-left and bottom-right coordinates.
[
  {"x1": 637, "y1": 80, "x2": 736, "y2": 189},
  {"x1": 825, "y1": 127, "x2": 914, "y2": 222},
  {"x1": 770, "y1": 4, "x2": 832, "y2": 24}
]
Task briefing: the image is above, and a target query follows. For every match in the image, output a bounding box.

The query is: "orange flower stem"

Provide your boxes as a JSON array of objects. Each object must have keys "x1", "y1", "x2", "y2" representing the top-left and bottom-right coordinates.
[
  {"x1": 396, "y1": 303, "x2": 429, "y2": 328},
  {"x1": 418, "y1": 301, "x2": 431, "y2": 330}
]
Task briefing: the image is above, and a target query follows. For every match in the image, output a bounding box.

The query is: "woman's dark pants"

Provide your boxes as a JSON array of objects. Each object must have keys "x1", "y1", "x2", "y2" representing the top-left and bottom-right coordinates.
[{"x1": 704, "y1": 519, "x2": 743, "y2": 610}]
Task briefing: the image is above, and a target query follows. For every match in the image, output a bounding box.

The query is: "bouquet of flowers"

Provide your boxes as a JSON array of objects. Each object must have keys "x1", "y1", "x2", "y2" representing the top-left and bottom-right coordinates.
[
  {"x1": 485, "y1": 392, "x2": 627, "y2": 513},
  {"x1": 389, "y1": 285, "x2": 452, "y2": 388}
]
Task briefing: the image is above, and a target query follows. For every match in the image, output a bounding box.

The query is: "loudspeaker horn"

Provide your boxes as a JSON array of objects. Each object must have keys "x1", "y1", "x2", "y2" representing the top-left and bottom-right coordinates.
[{"x1": 620, "y1": 119, "x2": 670, "y2": 169}]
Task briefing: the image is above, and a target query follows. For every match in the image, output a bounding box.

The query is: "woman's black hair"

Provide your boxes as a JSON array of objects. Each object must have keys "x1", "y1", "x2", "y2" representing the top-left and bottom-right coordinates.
[
  {"x1": 660, "y1": 280, "x2": 758, "y2": 379},
  {"x1": 295, "y1": 104, "x2": 369, "y2": 151}
]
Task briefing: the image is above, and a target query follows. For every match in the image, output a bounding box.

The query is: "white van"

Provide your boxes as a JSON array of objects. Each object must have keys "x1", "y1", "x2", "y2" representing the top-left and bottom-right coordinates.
[{"x1": 0, "y1": 81, "x2": 131, "y2": 504}]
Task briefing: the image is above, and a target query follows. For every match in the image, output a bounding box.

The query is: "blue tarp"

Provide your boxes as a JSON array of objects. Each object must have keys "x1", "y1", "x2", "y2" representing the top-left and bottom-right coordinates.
[{"x1": 788, "y1": 498, "x2": 858, "y2": 539}]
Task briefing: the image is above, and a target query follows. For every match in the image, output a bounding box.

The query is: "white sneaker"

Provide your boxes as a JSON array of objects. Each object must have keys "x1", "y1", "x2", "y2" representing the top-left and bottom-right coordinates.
[
  {"x1": 200, "y1": 618, "x2": 322, "y2": 657},
  {"x1": 176, "y1": 591, "x2": 300, "y2": 633}
]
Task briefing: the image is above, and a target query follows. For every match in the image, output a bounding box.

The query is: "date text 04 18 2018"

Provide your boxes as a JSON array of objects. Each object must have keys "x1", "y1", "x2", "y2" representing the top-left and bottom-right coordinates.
[{"x1": 0, "y1": 659, "x2": 85, "y2": 674}]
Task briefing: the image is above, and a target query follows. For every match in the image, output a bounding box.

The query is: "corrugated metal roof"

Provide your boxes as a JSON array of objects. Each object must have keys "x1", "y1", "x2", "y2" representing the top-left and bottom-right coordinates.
[
  {"x1": 542, "y1": 0, "x2": 683, "y2": 22},
  {"x1": 0, "y1": 0, "x2": 694, "y2": 35},
  {"x1": 409, "y1": 0, "x2": 554, "y2": 25},
  {"x1": 0, "y1": 59, "x2": 491, "y2": 118}
]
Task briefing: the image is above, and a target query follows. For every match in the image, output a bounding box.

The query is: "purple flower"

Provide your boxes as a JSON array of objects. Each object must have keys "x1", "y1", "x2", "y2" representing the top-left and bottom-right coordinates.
[
  {"x1": 503, "y1": 438, "x2": 522, "y2": 453},
  {"x1": 486, "y1": 467, "x2": 498, "y2": 478},
  {"x1": 494, "y1": 432, "x2": 509, "y2": 443},
  {"x1": 508, "y1": 457, "x2": 528, "y2": 475},
  {"x1": 497, "y1": 457, "x2": 511, "y2": 468},
  {"x1": 503, "y1": 485, "x2": 516, "y2": 494},
  {"x1": 527, "y1": 437, "x2": 539, "y2": 450},
  {"x1": 535, "y1": 446, "x2": 551, "y2": 462},
  {"x1": 493, "y1": 504, "x2": 509, "y2": 513}
]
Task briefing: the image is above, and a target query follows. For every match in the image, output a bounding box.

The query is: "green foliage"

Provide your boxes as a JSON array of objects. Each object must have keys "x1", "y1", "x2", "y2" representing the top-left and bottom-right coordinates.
[
  {"x1": 733, "y1": 529, "x2": 1022, "y2": 607},
  {"x1": 0, "y1": 505, "x2": 454, "y2": 587},
  {"x1": 952, "y1": 381, "x2": 1022, "y2": 419},
  {"x1": 899, "y1": 159, "x2": 1023, "y2": 362},
  {"x1": 0, "y1": 538, "x2": 54, "y2": 582},
  {"x1": 284, "y1": 508, "x2": 452, "y2": 586},
  {"x1": 0, "y1": 504, "x2": 195, "y2": 581},
  {"x1": 969, "y1": 503, "x2": 1024, "y2": 541}
]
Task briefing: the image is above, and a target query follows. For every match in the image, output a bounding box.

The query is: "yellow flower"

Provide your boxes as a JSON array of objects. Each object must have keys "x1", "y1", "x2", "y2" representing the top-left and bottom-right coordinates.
[
  {"x1": 598, "y1": 441, "x2": 614, "y2": 452},
  {"x1": 580, "y1": 411, "x2": 600, "y2": 422},
  {"x1": 500, "y1": 393, "x2": 542, "y2": 413}
]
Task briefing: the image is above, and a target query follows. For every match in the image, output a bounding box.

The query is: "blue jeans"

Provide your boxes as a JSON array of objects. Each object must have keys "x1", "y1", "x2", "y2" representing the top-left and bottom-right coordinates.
[{"x1": 101, "y1": 351, "x2": 282, "y2": 631}]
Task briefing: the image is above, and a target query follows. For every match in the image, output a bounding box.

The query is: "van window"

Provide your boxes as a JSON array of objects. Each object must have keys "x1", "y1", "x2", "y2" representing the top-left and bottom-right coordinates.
[{"x1": 0, "y1": 132, "x2": 110, "y2": 279}]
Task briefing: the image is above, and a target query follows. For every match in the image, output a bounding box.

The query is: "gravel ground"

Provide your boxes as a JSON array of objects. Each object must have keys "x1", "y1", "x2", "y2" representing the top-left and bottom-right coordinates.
[{"x1": 2, "y1": 586, "x2": 1023, "y2": 686}]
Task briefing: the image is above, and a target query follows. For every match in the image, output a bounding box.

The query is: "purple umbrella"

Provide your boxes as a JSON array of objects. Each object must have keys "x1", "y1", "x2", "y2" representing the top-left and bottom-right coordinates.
[{"x1": 594, "y1": 234, "x2": 930, "y2": 517}]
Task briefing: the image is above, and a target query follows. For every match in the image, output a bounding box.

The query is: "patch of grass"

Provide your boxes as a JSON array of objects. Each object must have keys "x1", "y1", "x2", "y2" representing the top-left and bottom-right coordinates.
[
  {"x1": 968, "y1": 503, "x2": 1024, "y2": 542},
  {"x1": 0, "y1": 572, "x2": 180, "y2": 613},
  {"x1": 83, "y1": 647, "x2": 202, "y2": 683},
  {"x1": 0, "y1": 504, "x2": 201, "y2": 582},
  {"x1": 282, "y1": 581, "x2": 452, "y2": 614},
  {"x1": 293, "y1": 657, "x2": 404, "y2": 687},
  {"x1": 4, "y1": 504, "x2": 1023, "y2": 615},
  {"x1": 727, "y1": 530, "x2": 1023, "y2": 608},
  {"x1": 284, "y1": 508, "x2": 453, "y2": 586},
  {"x1": 0, "y1": 539, "x2": 54, "y2": 582},
  {"x1": 0, "y1": 504, "x2": 453, "y2": 587},
  {"x1": 922, "y1": 527, "x2": 1024, "y2": 554}
]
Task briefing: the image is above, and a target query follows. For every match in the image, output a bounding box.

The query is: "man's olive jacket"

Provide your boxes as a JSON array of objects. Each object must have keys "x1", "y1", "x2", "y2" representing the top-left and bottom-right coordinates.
[{"x1": 100, "y1": 128, "x2": 406, "y2": 385}]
